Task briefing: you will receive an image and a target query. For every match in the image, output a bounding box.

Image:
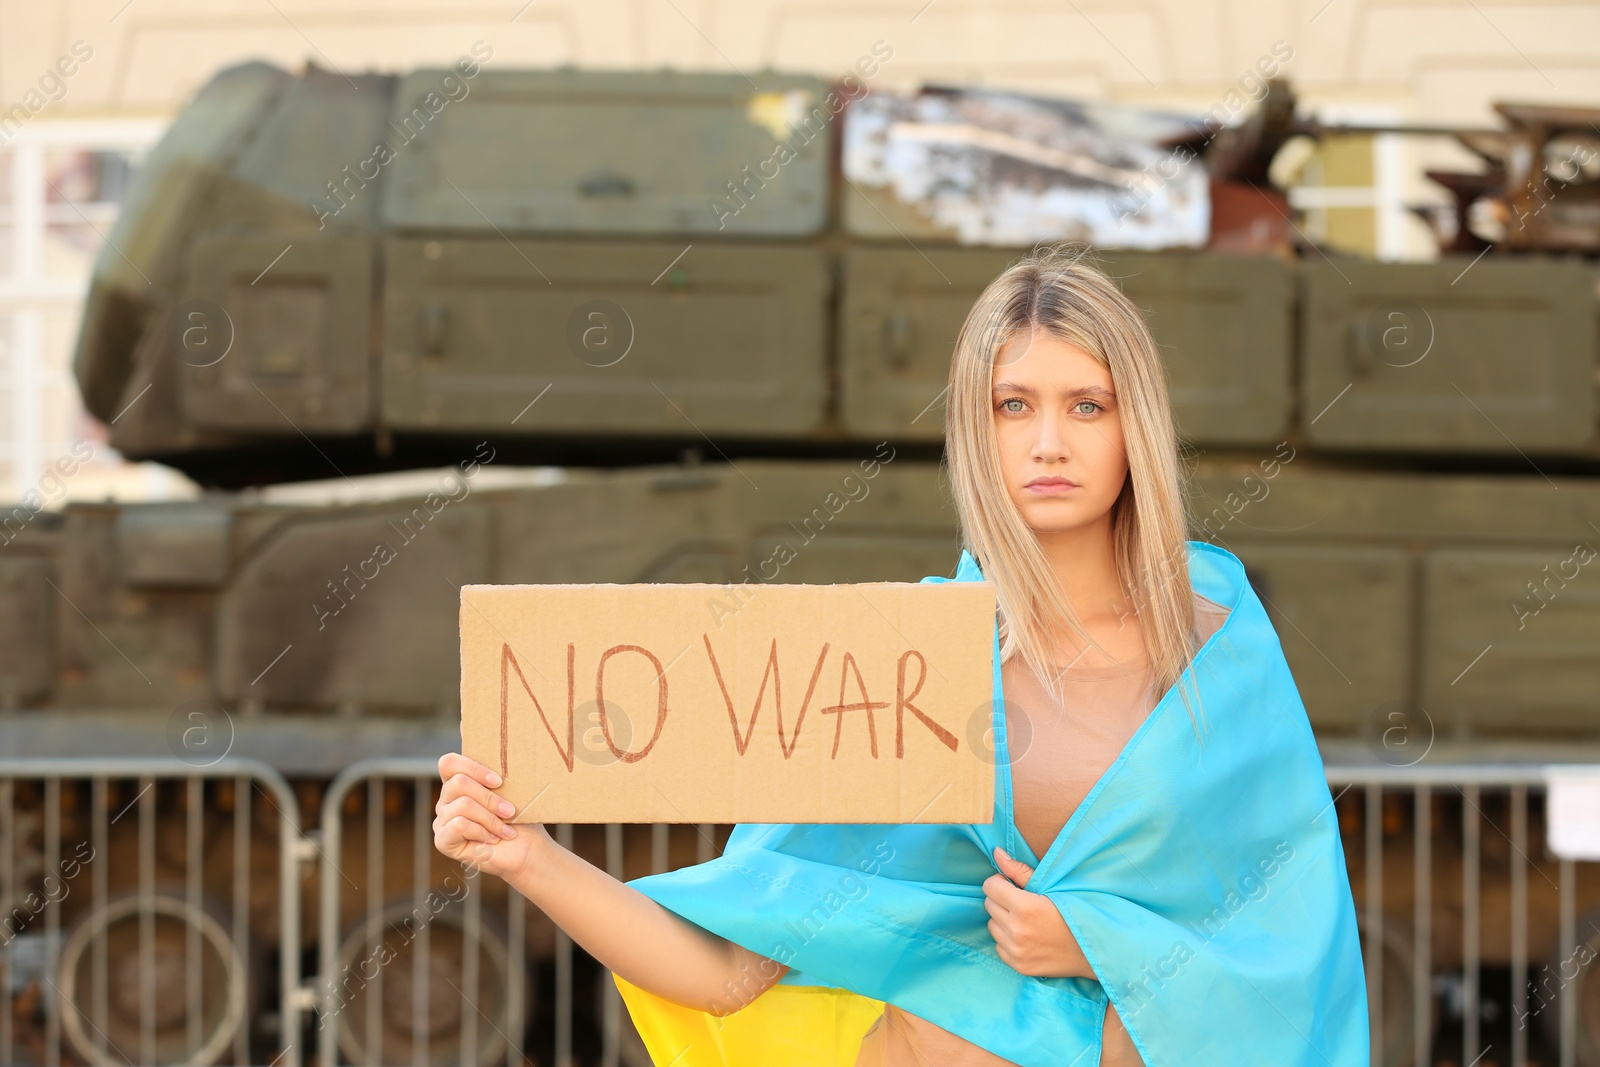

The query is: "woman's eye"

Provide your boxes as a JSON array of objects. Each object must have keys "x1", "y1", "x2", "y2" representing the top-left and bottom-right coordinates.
[
  {"x1": 999, "y1": 398, "x2": 1025, "y2": 414},
  {"x1": 1075, "y1": 400, "x2": 1101, "y2": 415}
]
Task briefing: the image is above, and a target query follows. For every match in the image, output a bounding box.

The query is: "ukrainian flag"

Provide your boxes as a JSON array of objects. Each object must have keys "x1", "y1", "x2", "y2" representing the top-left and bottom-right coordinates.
[{"x1": 614, "y1": 544, "x2": 1370, "y2": 1066}]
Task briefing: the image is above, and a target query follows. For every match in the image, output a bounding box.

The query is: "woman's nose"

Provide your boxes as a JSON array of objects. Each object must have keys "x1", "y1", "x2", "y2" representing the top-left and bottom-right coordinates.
[{"x1": 1031, "y1": 412, "x2": 1070, "y2": 460}]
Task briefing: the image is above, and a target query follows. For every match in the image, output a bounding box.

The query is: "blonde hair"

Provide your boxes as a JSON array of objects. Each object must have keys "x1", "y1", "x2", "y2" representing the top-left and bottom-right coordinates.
[{"x1": 943, "y1": 243, "x2": 1203, "y2": 718}]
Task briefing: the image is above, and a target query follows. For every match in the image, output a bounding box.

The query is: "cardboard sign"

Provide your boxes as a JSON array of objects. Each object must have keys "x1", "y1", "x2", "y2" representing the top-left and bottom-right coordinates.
[{"x1": 459, "y1": 581, "x2": 996, "y2": 824}]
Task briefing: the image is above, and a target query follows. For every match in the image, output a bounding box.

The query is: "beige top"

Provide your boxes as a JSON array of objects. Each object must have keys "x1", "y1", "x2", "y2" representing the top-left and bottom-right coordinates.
[{"x1": 853, "y1": 593, "x2": 1231, "y2": 1067}]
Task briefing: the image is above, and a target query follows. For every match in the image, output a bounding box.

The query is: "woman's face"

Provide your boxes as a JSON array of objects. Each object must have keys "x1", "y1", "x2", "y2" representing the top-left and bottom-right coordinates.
[{"x1": 990, "y1": 328, "x2": 1128, "y2": 538}]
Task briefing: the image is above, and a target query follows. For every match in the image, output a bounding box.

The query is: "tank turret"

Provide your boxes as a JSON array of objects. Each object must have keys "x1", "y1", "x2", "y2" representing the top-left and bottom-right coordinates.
[{"x1": 74, "y1": 63, "x2": 1600, "y2": 491}]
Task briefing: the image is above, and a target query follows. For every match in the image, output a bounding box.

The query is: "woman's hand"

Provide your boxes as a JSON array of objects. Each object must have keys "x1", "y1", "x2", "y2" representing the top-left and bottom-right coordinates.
[
  {"x1": 983, "y1": 847, "x2": 1092, "y2": 978},
  {"x1": 433, "y1": 753, "x2": 553, "y2": 882},
  {"x1": 433, "y1": 755, "x2": 783, "y2": 1017}
]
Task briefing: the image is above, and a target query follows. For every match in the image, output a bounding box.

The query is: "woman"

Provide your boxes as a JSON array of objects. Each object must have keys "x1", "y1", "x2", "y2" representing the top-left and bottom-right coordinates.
[{"x1": 433, "y1": 243, "x2": 1369, "y2": 1066}]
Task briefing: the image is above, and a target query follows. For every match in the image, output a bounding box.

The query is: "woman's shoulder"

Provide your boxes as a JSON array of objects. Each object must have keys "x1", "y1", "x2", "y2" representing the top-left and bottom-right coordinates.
[{"x1": 1193, "y1": 591, "x2": 1230, "y2": 646}]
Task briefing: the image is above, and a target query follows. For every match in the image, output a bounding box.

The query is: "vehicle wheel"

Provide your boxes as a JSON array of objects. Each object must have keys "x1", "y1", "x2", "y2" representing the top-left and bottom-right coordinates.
[
  {"x1": 332, "y1": 899, "x2": 526, "y2": 1067},
  {"x1": 56, "y1": 890, "x2": 249, "y2": 1067}
]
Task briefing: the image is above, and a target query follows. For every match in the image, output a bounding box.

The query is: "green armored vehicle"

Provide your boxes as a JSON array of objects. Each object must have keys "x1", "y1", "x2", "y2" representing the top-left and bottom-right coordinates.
[{"x1": 3, "y1": 55, "x2": 1599, "y2": 1067}]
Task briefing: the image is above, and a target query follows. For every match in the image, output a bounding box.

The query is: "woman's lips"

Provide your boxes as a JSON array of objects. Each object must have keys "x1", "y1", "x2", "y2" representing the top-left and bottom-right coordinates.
[{"x1": 1025, "y1": 479, "x2": 1080, "y2": 494}]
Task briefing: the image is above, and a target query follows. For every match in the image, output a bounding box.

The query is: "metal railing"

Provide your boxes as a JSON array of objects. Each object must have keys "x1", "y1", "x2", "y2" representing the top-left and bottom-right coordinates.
[
  {"x1": 316, "y1": 761, "x2": 531, "y2": 1067},
  {"x1": 0, "y1": 758, "x2": 305, "y2": 1067},
  {"x1": 1328, "y1": 764, "x2": 1600, "y2": 1067},
  {"x1": 316, "y1": 759, "x2": 719, "y2": 1067},
  {"x1": 3, "y1": 756, "x2": 1598, "y2": 1067}
]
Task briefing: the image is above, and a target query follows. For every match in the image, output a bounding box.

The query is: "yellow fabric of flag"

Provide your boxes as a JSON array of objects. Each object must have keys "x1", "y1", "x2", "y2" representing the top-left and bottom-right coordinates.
[{"x1": 613, "y1": 972, "x2": 886, "y2": 1066}]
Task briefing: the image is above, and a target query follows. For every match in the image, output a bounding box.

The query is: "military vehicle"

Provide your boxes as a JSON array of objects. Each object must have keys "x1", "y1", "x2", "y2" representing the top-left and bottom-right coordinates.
[{"x1": 1, "y1": 55, "x2": 1598, "y2": 1067}]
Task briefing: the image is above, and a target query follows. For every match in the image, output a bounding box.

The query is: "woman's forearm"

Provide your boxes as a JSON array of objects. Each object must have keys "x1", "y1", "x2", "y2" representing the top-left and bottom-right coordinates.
[{"x1": 505, "y1": 833, "x2": 785, "y2": 1015}]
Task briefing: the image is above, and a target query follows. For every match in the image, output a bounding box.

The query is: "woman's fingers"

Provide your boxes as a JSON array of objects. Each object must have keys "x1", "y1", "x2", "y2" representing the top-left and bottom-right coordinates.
[
  {"x1": 982, "y1": 872, "x2": 1024, "y2": 910},
  {"x1": 438, "y1": 752, "x2": 502, "y2": 791},
  {"x1": 987, "y1": 918, "x2": 1013, "y2": 955},
  {"x1": 441, "y1": 814, "x2": 499, "y2": 848},
  {"x1": 985, "y1": 899, "x2": 1018, "y2": 942},
  {"x1": 987, "y1": 918, "x2": 1033, "y2": 974},
  {"x1": 435, "y1": 752, "x2": 517, "y2": 833},
  {"x1": 435, "y1": 818, "x2": 499, "y2": 872},
  {"x1": 434, "y1": 810, "x2": 493, "y2": 849},
  {"x1": 438, "y1": 770, "x2": 516, "y2": 821},
  {"x1": 993, "y1": 847, "x2": 1035, "y2": 887},
  {"x1": 433, "y1": 794, "x2": 516, "y2": 841},
  {"x1": 433, "y1": 752, "x2": 537, "y2": 877}
]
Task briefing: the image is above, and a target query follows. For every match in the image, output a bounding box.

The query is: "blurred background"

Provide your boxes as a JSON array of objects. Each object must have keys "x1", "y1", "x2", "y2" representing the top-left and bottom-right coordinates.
[{"x1": 2, "y1": 2, "x2": 1600, "y2": 1066}]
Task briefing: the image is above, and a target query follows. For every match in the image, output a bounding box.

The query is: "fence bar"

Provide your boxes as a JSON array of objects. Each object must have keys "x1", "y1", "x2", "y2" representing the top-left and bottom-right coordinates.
[
  {"x1": 1363, "y1": 782, "x2": 1382, "y2": 1061},
  {"x1": 1, "y1": 780, "x2": 10, "y2": 1067},
  {"x1": 556, "y1": 822, "x2": 574, "y2": 1067},
  {"x1": 651, "y1": 824, "x2": 669, "y2": 876},
  {"x1": 1463, "y1": 784, "x2": 1480, "y2": 1063},
  {"x1": 697, "y1": 824, "x2": 715, "y2": 864},
  {"x1": 320, "y1": 764, "x2": 357, "y2": 1067},
  {"x1": 1412, "y1": 785, "x2": 1430, "y2": 1067},
  {"x1": 1, "y1": 780, "x2": 12, "y2": 1067},
  {"x1": 461, "y1": 860, "x2": 482, "y2": 1067},
  {"x1": 187, "y1": 778, "x2": 203, "y2": 1059},
  {"x1": 1327, "y1": 764, "x2": 1598, "y2": 786},
  {"x1": 508, "y1": 882, "x2": 526, "y2": 1067},
  {"x1": 412, "y1": 777, "x2": 430, "y2": 1067},
  {"x1": 368, "y1": 777, "x2": 384, "y2": 1067},
  {"x1": 275, "y1": 768, "x2": 303, "y2": 1067},
  {"x1": 1559, "y1": 857, "x2": 1576, "y2": 1067},
  {"x1": 1511, "y1": 785, "x2": 1527, "y2": 1067},
  {"x1": 232, "y1": 777, "x2": 250, "y2": 1067},
  {"x1": 138, "y1": 775, "x2": 154, "y2": 1067},
  {"x1": 318, "y1": 778, "x2": 341, "y2": 1067},
  {"x1": 42, "y1": 778, "x2": 58, "y2": 1067},
  {"x1": 91, "y1": 777, "x2": 108, "y2": 1065},
  {"x1": 602, "y1": 824, "x2": 624, "y2": 1067}
]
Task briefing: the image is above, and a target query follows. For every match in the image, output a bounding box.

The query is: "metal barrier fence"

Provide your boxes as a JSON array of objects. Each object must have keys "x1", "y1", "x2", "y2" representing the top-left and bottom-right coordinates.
[
  {"x1": 0, "y1": 758, "x2": 306, "y2": 1067},
  {"x1": 1330, "y1": 764, "x2": 1600, "y2": 1067},
  {"x1": 316, "y1": 760, "x2": 719, "y2": 1067},
  {"x1": 4, "y1": 756, "x2": 1599, "y2": 1067}
]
